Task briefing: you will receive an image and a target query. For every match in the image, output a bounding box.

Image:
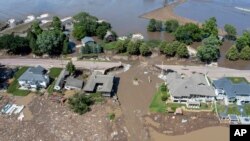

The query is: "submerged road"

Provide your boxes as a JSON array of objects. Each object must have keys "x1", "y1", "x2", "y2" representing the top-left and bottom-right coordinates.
[
  {"x1": 0, "y1": 58, "x2": 122, "y2": 71},
  {"x1": 156, "y1": 64, "x2": 250, "y2": 81}
]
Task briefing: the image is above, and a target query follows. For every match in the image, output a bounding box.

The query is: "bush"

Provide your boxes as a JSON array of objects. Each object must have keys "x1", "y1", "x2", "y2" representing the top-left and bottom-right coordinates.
[
  {"x1": 161, "y1": 94, "x2": 168, "y2": 101},
  {"x1": 176, "y1": 43, "x2": 189, "y2": 58},
  {"x1": 165, "y1": 20, "x2": 179, "y2": 33},
  {"x1": 107, "y1": 113, "x2": 115, "y2": 120},
  {"x1": 68, "y1": 93, "x2": 93, "y2": 115},
  {"x1": 226, "y1": 46, "x2": 239, "y2": 61},
  {"x1": 139, "y1": 43, "x2": 151, "y2": 56},
  {"x1": 240, "y1": 46, "x2": 250, "y2": 60},
  {"x1": 127, "y1": 41, "x2": 140, "y2": 55}
]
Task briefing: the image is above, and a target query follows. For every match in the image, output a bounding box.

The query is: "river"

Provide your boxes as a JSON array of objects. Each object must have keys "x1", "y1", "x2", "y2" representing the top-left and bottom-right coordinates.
[{"x1": 174, "y1": 0, "x2": 250, "y2": 34}]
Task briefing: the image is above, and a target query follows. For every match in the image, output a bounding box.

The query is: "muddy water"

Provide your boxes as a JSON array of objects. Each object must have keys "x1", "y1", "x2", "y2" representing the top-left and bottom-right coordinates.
[{"x1": 0, "y1": 0, "x2": 165, "y2": 37}]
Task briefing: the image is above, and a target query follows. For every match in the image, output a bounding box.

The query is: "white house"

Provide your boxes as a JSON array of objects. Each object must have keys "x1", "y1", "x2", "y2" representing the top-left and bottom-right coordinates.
[{"x1": 18, "y1": 66, "x2": 50, "y2": 89}]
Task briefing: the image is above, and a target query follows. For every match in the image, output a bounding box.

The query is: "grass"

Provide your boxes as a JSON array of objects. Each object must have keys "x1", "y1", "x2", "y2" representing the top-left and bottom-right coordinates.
[
  {"x1": 244, "y1": 104, "x2": 250, "y2": 116},
  {"x1": 7, "y1": 66, "x2": 30, "y2": 96},
  {"x1": 107, "y1": 113, "x2": 115, "y2": 121},
  {"x1": 48, "y1": 68, "x2": 62, "y2": 79},
  {"x1": 145, "y1": 40, "x2": 161, "y2": 48},
  {"x1": 166, "y1": 103, "x2": 185, "y2": 111},
  {"x1": 227, "y1": 77, "x2": 249, "y2": 84},
  {"x1": 47, "y1": 67, "x2": 62, "y2": 94},
  {"x1": 149, "y1": 91, "x2": 167, "y2": 113},
  {"x1": 103, "y1": 41, "x2": 117, "y2": 50},
  {"x1": 89, "y1": 92, "x2": 105, "y2": 103}
]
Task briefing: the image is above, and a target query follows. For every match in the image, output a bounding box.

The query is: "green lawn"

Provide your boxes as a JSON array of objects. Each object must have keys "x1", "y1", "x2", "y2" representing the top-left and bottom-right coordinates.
[
  {"x1": 47, "y1": 68, "x2": 62, "y2": 94},
  {"x1": 227, "y1": 77, "x2": 249, "y2": 84},
  {"x1": 7, "y1": 66, "x2": 30, "y2": 96},
  {"x1": 244, "y1": 104, "x2": 250, "y2": 116},
  {"x1": 49, "y1": 68, "x2": 62, "y2": 79},
  {"x1": 103, "y1": 41, "x2": 117, "y2": 50},
  {"x1": 166, "y1": 103, "x2": 185, "y2": 111},
  {"x1": 149, "y1": 91, "x2": 167, "y2": 113}
]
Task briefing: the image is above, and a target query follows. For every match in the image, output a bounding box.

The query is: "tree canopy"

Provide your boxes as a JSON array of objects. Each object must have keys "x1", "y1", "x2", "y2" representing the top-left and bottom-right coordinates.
[
  {"x1": 240, "y1": 46, "x2": 250, "y2": 60},
  {"x1": 226, "y1": 45, "x2": 239, "y2": 61},
  {"x1": 36, "y1": 30, "x2": 65, "y2": 56},
  {"x1": 68, "y1": 93, "x2": 92, "y2": 115},
  {"x1": 176, "y1": 43, "x2": 189, "y2": 58},
  {"x1": 174, "y1": 23, "x2": 202, "y2": 44},
  {"x1": 127, "y1": 41, "x2": 141, "y2": 55},
  {"x1": 202, "y1": 17, "x2": 218, "y2": 38},
  {"x1": 197, "y1": 45, "x2": 220, "y2": 63},
  {"x1": 66, "y1": 61, "x2": 76, "y2": 75},
  {"x1": 224, "y1": 24, "x2": 237, "y2": 40},
  {"x1": 52, "y1": 16, "x2": 62, "y2": 30},
  {"x1": 0, "y1": 34, "x2": 30, "y2": 55},
  {"x1": 147, "y1": 19, "x2": 162, "y2": 32},
  {"x1": 165, "y1": 20, "x2": 179, "y2": 33},
  {"x1": 31, "y1": 21, "x2": 43, "y2": 36},
  {"x1": 139, "y1": 43, "x2": 151, "y2": 56}
]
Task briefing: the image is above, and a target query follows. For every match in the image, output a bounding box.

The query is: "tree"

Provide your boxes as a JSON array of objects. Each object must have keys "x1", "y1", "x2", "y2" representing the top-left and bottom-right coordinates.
[
  {"x1": 202, "y1": 17, "x2": 218, "y2": 38},
  {"x1": 68, "y1": 93, "x2": 93, "y2": 115},
  {"x1": 236, "y1": 36, "x2": 249, "y2": 52},
  {"x1": 224, "y1": 24, "x2": 237, "y2": 40},
  {"x1": 31, "y1": 21, "x2": 42, "y2": 35},
  {"x1": 155, "y1": 21, "x2": 162, "y2": 32},
  {"x1": 147, "y1": 19, "x2": 162, "y2": 32},
  {"x1": 66, "y1": 61, "x2": 76, "y2": 74},
  {"x1": 127, "y1": 41, "x2": 140, "y2": 55},
  {"x1": 202, "y1": 35, "x2": 222, "y2": 46},
  {"x1": 240, "y1": 46, "x2": 250, "y2": 60},
  {"x1": 174, "y1": 23, "x2": 202, "y2": 44},
  {"x1": 36, "y1": 30, "x2": 64, "y2": 56},
  {"x1": 96, "y1": 26, "x2": 108, "y2": 39},
  {"x1": 226, "y1": 45, "x2": 239, "y2": 61},
  {"x1": 165, "y1": 20, "x2": 179, "y2": 33},
  {"x1": 139, "y1": 43, "x2": 151, "y2": 56},
  {"x1": 176, "y1": 43, "x2": 189, "y2": 58},
  {"x1": 52, "y1": 16, "x2": 62, "y2": 30},
  {"x1": 197, "y1": 45, "x2": 220, "y2": 63},
  {"x1": 163, "y1": 42, "x2": 178, "y2": 57},
  {"x1": 147, "y1": 19, "x2": 157, "y2": 32},
  {"x1": 0, "y1": 34, "x2": 30, "y2": 55},
  {"x1": 62, "y1": 39, "x2": 70, "y2": 55},
  {"x1": 116, "y1": 40, "x2": 127, "y2": 53},
  {"x1": 159, "y1": 41, "x2": 167, "y2": 53}
]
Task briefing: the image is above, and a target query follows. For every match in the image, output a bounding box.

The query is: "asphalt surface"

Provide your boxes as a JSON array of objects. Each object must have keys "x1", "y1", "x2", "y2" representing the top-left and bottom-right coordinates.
[
  {"x1": 156, "y1": 64, "x2": 250, "y2": 81},
  {"x1": 0, "y1": 58, "x2": 122, "y2": 71}
]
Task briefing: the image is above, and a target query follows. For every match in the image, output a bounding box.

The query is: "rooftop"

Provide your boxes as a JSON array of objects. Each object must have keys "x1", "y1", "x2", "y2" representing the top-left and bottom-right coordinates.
[
  {"x1": 81, "y1": 36, "x2": 94, "y2": 44},
  {"x1": 213, "y1": 77, "x2": 250, "y2": 98},
  {"x1": 83, "y1": 72, "x2": 114, "y2": 93},
  {"x1": 65, "y1": 77, "x2": 83, "y2": 89},
  {"x1": 165, "y1": 73, "x2": 215, "y2": 97}
]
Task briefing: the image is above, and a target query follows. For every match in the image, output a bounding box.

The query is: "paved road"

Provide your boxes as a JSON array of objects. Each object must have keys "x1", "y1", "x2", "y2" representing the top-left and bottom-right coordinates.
[
  {"x1": 0, "y1": 58, "x2": 122, "y2": 71},
  {"x1": 156, "y1": 64, "x2": 250, "y2": 81}
]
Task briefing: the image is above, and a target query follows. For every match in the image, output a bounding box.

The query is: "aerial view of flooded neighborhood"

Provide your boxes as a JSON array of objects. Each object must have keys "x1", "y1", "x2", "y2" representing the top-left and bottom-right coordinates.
[{"x1": 1, "y1": 0, "x2": 250, "y2": 141}]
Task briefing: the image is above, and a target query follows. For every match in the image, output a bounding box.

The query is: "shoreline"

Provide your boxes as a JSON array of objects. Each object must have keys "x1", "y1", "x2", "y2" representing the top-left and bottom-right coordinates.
[
  {"x1": 141, "y1": 0, "x2": 225, "y2": 35},
  {"x1": 141, "y1": 0, "x2": 197, "y2": 25}
]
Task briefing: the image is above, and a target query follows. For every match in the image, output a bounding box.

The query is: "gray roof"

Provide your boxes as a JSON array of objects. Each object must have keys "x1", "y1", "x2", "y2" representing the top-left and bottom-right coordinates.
[
  {"x1": 81, "y1": 36, "x2": 94, "y2": 44},
  {"x1": 104, "y1": 31, "x2": 113, "y2": 38},
  {"x1": 166, "y1": 73, "x2": 215, "y2": 97},
  {"x1": 213, "y1": 77, "x2": 250, "y2": 98},
  {"x1": 18, "y1": 66, "x2": 48, "y2": 83},
  {"x1": 54, "y1": 69, "x2": 69, "y2": 88},
  {"x1": 65, "y1": 77, "x2": 83, "y2": 89},
  {"x1": 83, "y1": 72, "x2": 114, "y2": 93}
]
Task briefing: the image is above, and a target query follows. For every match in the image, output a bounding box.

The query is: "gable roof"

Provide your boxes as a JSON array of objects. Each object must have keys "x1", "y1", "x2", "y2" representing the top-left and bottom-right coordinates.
[
  {"x1": 83, "y1": 72, "x2": 114, "y2": 93},
  {"x1": 18, "y1": 66, "x2": 48, "y2": 82},
  {"x1": 213, "y1": 77, "x2": 250, "y2": 98},
  {"x1": 81, "y1": 36, "x2": 94, "y2": 44},
  {"x1": 166, "y1": 73, "x2": 215, "y2": 97},
  {"x1": 65, "y1": 77, "x2": 83, "y2": 89},
  {"x1": 54, "y1": 69, "x2": 69, "y2": 89}
]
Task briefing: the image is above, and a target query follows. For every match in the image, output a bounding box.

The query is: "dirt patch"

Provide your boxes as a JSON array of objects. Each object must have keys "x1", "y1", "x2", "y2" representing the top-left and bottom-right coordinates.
[
  {"x1": 144, "y1": 112, "x2": 228, "y2": 136},
  {"x1": 149, "y1": 126, "x2": 229, "y2": 141},
  {"x1": 0, "y1": 95, "x2": 128, "y2": 141}
]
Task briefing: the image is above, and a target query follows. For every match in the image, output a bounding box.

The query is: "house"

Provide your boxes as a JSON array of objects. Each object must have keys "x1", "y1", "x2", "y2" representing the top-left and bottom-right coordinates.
[
  {"x1": 81, "y1": 36, "x2": 95, "y2": 47},
  {"x1": 18, "y1": 66, "x2": 50, "y2": 89},
  {"x1": 165, "y1": 73, "x2": 216, "y2": 104},
  {"x1": 64, "y1": 77, "x2": 84, "y2": 90},
  {"x1": 213, "y1": 77, "x2": 250, "y2": 103},
  {"x1": 62, "y1": 18, "x2": 73, "y2": 31},
  {"x1": 104, "y1": 31, "x2": 116, "y2": 42},
  {"x1": 83, "y1": 72, "x2": 115, "y2": 97},
  {"x1": 54, "y1": 69, "x2": 69, "y2": 91}
]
